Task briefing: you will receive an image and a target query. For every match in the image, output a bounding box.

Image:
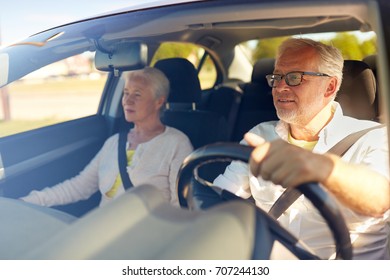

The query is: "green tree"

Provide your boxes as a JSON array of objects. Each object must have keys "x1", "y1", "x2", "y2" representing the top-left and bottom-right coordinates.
[
  {"x1": 250, "y1": 32, "x2": 376, "y2": 62},
  {"x1": 251, "y1": 36, "x2": 290, "y2": 62},
  {"x1": 150, "y1": 42, "x2": 201, "y2": 66},
  {"x1": 322, "y1": 33, "x2": 362, "y2": 60},
  {"x1": 323, "y1": 32, "x2": 376, "y2": 60},
  {"x1": 361, "y1": 37, "x2": 377, "y2": 58}
]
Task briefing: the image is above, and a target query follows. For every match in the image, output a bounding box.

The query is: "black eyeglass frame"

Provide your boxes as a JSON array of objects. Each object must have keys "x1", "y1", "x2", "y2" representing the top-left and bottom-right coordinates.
[{"x1": 265, "y1": 71, "x2": 330, "y2": 88}]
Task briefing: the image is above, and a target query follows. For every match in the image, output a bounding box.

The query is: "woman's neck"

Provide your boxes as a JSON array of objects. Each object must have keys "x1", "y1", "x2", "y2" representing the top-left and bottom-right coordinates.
[
  {"x1": 132, "y1": 121, "x2": 165, "y2": 137},
  {"x1": 127, "y1": 121, "x2": 166, "y2": 149}
]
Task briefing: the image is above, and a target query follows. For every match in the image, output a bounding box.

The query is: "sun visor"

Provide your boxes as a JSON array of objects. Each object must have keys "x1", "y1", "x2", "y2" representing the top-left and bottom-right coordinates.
[{"x1": 95, "y1": 42, "x2": 147, "y2": 74}]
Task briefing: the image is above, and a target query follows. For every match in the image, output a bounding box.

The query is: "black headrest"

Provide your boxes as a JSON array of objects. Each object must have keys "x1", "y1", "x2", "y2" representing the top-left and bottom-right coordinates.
[
  {"x1": 336, "y1": 60, "x2": 377, "y2": 120},
  {"x1": 251, "y1": 58, "x2": 275, "y2": 84},
  {"x1": 154, "y1": 58, "x2": 201, "y2": 104}
]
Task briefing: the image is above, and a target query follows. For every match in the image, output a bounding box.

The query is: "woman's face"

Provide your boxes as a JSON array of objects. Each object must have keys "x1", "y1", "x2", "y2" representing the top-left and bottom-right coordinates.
[{"x1": 122, "y1": 75, "x2": 165, "y2": 124}]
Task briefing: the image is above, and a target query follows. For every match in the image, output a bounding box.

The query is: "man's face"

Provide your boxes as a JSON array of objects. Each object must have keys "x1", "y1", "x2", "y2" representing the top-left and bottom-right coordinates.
[{"x1": 272, "y1": 46, "x2": 333, "y2": 126}]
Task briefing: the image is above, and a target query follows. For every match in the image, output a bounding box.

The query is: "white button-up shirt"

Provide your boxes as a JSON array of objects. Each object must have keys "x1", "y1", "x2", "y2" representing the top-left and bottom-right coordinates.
[{"x1": 213, "y1": 102, "x2": 389, "y2": 259}]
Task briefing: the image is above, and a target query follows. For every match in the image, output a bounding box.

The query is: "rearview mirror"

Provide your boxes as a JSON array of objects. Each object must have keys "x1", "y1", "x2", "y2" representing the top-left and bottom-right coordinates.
[{"x1": 95, "y1": 42, "x2": 147, "y2": 74}]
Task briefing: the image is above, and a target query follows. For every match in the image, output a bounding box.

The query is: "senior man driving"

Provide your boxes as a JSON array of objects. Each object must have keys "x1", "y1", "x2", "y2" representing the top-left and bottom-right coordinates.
[{"x1": 213, "y1": 38, "x2": 390, "y2": 259}]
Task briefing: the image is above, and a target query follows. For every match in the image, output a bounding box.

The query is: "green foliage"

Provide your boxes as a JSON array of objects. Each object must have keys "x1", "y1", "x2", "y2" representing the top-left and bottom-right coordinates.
[
  {"x1": 251, "y1": 32, "x2": 376, "y2": 62},
  {"x1": 251, "y1": 36, "x2": 290, "y2": 63},
  {"x1": 321, "y1": 32, "x2": 376, "y2": 60},
  {"x1": 150, "y1": 42, "x2": 202, "y2": 66},
  {"x1": 324, "y1": 33, "x2": 362, "y2": 59}
]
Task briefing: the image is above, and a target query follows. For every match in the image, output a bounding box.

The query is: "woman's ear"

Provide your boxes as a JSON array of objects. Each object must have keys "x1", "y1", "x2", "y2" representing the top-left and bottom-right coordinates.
[{"x1": 155, "y1": 96, "x2": 166, "y2": 109}]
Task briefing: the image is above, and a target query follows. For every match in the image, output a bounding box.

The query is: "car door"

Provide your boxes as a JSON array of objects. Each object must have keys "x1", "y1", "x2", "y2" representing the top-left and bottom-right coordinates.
[{"x1": 0, "y1": 52, "x2": 115, "y2": 217}]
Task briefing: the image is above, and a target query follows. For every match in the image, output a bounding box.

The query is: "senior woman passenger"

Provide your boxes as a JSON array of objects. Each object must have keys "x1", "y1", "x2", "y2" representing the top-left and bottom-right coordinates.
[{"x1": 21, "y1": 67, "x2": 193, "y2": 207}]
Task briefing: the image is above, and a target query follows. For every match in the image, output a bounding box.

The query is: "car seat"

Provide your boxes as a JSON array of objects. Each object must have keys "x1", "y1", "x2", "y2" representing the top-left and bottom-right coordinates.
[
  {"x1": 202, "y1": 84, "x2": 243, "y2": 140},
  {"x1": 231, "y1": 58, "x2": 278, "y2": 141},
  {"x1": 154, "y1": 58, "x2": 229, "y2": 149},
  {"x1": 363, "y1": 55, "x2": 380, "y2": 119},
  {"x1": 336, "y1": 59, "x2": 379, "y2": 122}
]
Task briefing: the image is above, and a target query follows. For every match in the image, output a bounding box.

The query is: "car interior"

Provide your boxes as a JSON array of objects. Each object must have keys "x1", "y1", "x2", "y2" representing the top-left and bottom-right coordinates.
[{"x1": 0, "y1": 0, "x2": 389, "y2": 259}]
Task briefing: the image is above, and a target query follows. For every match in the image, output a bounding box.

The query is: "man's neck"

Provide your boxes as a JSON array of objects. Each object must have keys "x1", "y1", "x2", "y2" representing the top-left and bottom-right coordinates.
[{"x1": 289, "y1": 102, "x2": 335, "y2": 141}]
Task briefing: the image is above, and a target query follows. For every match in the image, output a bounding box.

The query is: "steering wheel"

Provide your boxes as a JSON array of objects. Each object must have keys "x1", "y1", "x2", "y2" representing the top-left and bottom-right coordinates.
[{"x1": 177, "y1": 142, "x2": 352, "y2": 260}]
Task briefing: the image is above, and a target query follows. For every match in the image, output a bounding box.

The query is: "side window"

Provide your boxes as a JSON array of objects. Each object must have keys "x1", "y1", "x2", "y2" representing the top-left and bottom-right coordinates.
[
  {"x1": 151, "y1": 42, "x2": 217, "y2": 89},
  {"x1": 0, "y1": 51, "x2": 107, "y2": 137}
]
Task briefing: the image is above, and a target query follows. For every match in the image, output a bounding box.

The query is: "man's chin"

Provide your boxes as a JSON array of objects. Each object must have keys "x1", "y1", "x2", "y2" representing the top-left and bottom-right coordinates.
[{"x1": 276, "y1": 110, "x2": 297, "y2": 123}]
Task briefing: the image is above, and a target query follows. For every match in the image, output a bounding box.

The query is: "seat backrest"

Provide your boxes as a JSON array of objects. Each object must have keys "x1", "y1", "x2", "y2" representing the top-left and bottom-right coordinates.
[
  {"x1": 154, "y1": 57, "x2": 201, "y2": 110},
  {"x1": 232, "y1": 58, "x2": 278, "y2": 141},
  {"x1": 202, "y1": 85, "x2": 243, "y2": 140},
  {"x1": 363, "y1": 54, "x2": 377, "y2": 77},
  {"x1": 154, "y1": 58, "x2": 229, "y2": 149},
  {"x1": 336, "y1": 60, "x2": 378, "y2": 121},
  {"x1": 162, "y1": 110, "x2": 228, "y2": 149},
  {"x1": 363, "y1": 54, "x2": 380, "y2": 119}
]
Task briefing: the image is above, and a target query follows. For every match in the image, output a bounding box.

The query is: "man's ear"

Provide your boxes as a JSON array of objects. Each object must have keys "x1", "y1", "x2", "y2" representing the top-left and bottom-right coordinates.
[{"x1": 324, "y1": 77, "x2": 338, "y2": 98}]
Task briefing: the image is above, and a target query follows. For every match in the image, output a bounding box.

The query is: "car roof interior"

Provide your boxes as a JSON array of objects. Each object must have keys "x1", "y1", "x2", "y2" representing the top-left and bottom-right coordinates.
[{"x1": 5, "y1": 1, "x2": 383, "y2": 90}]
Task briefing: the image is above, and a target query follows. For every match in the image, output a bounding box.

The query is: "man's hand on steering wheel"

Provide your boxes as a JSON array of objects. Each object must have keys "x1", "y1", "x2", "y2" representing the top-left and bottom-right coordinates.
[{"x1": 245, "y1": 132, "x2": 334, "y2": 189}]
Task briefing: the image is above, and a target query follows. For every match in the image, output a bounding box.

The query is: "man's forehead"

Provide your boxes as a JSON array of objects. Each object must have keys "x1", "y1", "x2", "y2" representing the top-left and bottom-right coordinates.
[{"x1": 275, "y1": 47, "x2": 318, "y2": 71}]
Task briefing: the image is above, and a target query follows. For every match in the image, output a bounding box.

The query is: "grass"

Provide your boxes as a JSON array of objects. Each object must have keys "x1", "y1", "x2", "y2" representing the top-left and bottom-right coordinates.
[
  {"x1": 0, "y1": 76, "x2": 106, "y2": 137},
  {"x1": 0, "y1": 118, "x2": 66, "y2": 137}
]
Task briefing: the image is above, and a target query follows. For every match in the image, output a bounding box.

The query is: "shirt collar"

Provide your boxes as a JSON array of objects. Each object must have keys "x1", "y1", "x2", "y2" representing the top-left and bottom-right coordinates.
[{"x1": 274, "y1": 101, "x2": 346, "y2": 151}]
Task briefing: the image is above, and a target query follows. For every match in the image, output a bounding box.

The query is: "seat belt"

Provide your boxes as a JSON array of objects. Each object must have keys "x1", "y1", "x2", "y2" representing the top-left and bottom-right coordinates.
[
  {"x1": 268, "y1": 124, "x2": 385, "y2": 219},
  {"x1": 118, "y1": 129, "x2": 134, "y2": 190},
  {"x1": 227, "y1": 91, "x2": 242, "y2": 139}
]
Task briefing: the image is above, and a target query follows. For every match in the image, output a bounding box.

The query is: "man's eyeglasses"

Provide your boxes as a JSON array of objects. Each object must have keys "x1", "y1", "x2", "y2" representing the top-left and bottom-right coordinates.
[{"x1": 265, "y1": 71, "x2": 330, "y2": 88}]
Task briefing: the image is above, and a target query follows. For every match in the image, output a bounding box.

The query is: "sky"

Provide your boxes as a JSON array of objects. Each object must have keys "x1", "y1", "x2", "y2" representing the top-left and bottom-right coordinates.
[{"x1": 0, "y1": 0, "x2": 162, "y2": 46}]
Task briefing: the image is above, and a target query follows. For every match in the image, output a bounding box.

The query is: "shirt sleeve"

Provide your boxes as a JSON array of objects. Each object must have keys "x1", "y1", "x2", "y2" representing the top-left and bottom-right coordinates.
[
  {"x1": 19, "y1": 138, "x2": 111, "y2": 207},
  {"x1": 213, "y1": 160, "x2": 252, "y2": 199},
  {"x1": 168, "y1": 136, "x2": 193, "y2": 207}
]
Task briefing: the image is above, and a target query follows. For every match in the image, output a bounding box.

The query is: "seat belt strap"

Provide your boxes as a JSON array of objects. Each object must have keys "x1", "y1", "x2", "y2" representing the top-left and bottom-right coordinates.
[
  {"x1": 227, "y1": 91, "x2": 242, "y2": 139},
  {"x1": 118, "y1": 129, "x2": 134, "y2": 190},
  {"x1": 268, "y1": 124, "x2": 385, "y2": 219},
  {"x1": 327, "y1": 124, "x2": 385, "y2": 156}
]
